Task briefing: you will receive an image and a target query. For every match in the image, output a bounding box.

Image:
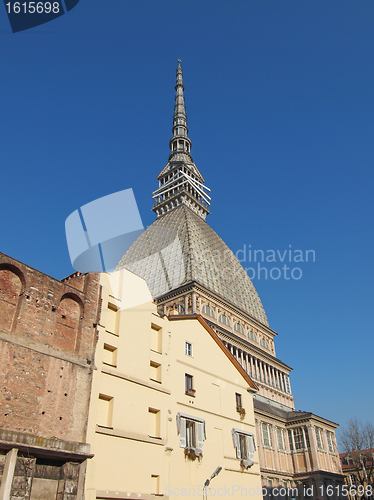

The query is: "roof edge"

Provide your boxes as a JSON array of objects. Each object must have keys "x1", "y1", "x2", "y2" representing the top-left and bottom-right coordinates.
[{"x1": 167, "y1": 313, "x2": 259, "y2": 392}]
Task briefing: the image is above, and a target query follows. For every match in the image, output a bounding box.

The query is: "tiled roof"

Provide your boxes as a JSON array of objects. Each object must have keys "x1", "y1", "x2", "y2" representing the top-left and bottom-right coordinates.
[
  {"x1": 340, "y1": 449, "x2": 374, "y2": 471},
  {"x1": 253, "y1": 398, "x2": 341, "y2": 427},
  {"x1": 116, "y1": 204, "x2": 268, "y2": 326},
  {"x1": 340, "y1": 449, "x2": 374, "y2": 460},
  {"x1": 253, "y1": 398, "x2": 312, "y2": 421}
]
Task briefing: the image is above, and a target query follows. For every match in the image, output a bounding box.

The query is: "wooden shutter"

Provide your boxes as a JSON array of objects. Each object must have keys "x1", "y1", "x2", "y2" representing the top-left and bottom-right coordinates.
[
  {"x1": 247, "y1": 434, "x2": 255, "y2": 461},
  {"x1": 179, "y1": 417, "x2": 187, "y2": 448},
  {"x1": 196, "y1": 421, "x2": 205, "y2": 455}
]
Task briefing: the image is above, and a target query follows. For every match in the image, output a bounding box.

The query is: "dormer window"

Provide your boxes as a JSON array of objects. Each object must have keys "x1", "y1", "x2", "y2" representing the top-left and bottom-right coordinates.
[
  {"x1": 260, "y1": 337, "x2": 269, "y2": 349},
  {"x1": 202, "y1": 304, "x2": 215, "y2": 318},
  {"x1": 248, "y1": 330, "x2": 257, "y2": 342},
  {"x1": 219, "y1": 314, "x2": 230, "y2": 327},
  {"x1": 234, "y1": 323, "x2": 244, "y2": 334}
]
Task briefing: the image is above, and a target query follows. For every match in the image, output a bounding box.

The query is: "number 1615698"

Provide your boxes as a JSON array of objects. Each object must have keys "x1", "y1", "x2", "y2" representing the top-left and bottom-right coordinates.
[{"x1": 5, "y1": 2, "x2": 60, "y2": 14}]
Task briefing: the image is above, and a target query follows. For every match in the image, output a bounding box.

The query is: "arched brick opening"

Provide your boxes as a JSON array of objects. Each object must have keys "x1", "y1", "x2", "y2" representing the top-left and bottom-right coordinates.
[
  {"x1": 0, "y1": 265, "x2": 25, "y2": 333},
  {"x1": 56, "y1": 294, "x2": 83, "y2": 353}
]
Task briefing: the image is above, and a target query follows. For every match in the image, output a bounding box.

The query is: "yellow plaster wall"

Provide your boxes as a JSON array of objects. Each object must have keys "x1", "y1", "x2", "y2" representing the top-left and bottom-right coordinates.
[{"x1": 85, "y1": 270, "x2": 263, "y2": 500}]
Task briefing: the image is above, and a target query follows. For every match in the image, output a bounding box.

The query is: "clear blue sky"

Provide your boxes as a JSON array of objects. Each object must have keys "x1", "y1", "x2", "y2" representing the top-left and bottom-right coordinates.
[{"x1": 1, "y1": 0, "x2": 373, "y2": 444}]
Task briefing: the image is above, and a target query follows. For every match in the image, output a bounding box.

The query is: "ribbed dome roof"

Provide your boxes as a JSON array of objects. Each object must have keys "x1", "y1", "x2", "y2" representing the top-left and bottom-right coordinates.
[{"x1": 116, "y1": 204, "x2": 268, "y2": 326}]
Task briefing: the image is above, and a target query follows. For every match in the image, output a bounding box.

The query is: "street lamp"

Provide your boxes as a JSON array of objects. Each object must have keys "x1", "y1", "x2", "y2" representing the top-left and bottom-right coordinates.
[{"x1": 204, "y1": 467, "x2": 222, "y2": 500}]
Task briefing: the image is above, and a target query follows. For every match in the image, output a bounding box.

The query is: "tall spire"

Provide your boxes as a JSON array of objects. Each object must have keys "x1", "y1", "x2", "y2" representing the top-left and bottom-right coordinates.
[
  {"x1": 152, "y1": 61, "x2": 211, "y2": 220},
  {"x1": 169, "y1": 59, "x2": 192, "y2": 161}
]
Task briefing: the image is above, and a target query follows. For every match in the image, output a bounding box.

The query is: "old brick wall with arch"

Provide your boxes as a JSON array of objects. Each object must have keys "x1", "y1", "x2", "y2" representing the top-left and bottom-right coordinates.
[{"x1": 0, "y1": 253, "x2": 101, "y2": 441}]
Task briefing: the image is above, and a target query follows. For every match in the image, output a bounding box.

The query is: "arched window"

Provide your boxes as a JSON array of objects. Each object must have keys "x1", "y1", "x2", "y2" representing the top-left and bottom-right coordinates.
[
  {"x1": 248, "y1": 330, "x2": 257, "y2": 342},
  {"x1": 260, "y1": 337, "x2": 269, "y2": 349},
  {"x1": 234, "y1": 323, "x2": 244, "y2": 334},
  {"x1": 0, "y1": 265, "x2": 24, "y2": 333},
  {"x1": 56, "y1": 294, "x2": 82, "y2": 353},
  {"x1": 202, "y1": 304, "x2": 215, "y2": 318},
  {"x1": 219, "y1": 314, "x2": 230, "y2": 327}
]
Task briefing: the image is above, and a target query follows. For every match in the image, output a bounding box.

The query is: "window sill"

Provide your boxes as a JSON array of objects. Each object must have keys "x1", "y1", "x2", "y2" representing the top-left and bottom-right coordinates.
[
  {"x1": 96, "y1": 426, "x2": 166, "y2": 446},
  {"x1": 105, "y1": 330, "x2": 119, "y2": 337},
  {"x1": 150, "y1": 378, "x2": 162, "y2": 384},
  {"x1": 185, "y1": 391, "x2": 196, "y2": 397}
]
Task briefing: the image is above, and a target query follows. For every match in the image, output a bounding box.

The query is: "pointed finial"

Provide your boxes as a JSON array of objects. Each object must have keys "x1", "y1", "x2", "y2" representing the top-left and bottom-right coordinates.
[
  {"x1": 168, "y1": 60, "x2": 191, "y2": 160},
  {"x1": 152, "y1": 62, "x2": 211, "y2": 220}
]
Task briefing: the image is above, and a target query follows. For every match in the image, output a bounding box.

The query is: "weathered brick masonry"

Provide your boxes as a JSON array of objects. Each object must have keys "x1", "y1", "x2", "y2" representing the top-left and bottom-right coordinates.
[{"x1": 0, "y1": 253, "x2": 101, "y2": 500}]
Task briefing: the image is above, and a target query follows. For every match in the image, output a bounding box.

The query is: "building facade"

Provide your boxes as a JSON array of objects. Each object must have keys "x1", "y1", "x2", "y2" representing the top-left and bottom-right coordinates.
[
  {"x1": 116, "y1": 61, "x2": 344, "y2": 499},
  {"x1": 85, "y1": 269, "x2": 264, "y2": 499}
]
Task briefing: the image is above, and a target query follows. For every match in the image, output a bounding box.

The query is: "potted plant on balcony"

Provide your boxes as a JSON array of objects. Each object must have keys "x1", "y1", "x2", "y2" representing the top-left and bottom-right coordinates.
[
  {"x1": 236, "y1": 406, "x2": 246, "y2": 419},
  {"x1": 184, "y1": 448, "x2": 203, "y2": 461},
  {"x1": 184, "y1": 448, "x2": 197, "y2": 460}
]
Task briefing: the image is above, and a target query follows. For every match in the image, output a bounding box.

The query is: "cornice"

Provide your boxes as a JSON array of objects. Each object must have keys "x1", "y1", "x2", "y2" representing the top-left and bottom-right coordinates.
[{"x1": 157, "y1": 281, "x2": 277, "y2": 338}]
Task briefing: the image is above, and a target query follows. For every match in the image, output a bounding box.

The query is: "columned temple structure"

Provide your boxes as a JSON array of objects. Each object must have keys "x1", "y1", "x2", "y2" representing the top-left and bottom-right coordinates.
[{"x1": 117, "y1": 61, "x2": 344, "y2": 498}]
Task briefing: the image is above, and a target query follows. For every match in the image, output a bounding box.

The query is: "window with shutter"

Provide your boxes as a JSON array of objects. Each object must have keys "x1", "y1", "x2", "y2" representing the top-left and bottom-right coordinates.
[
  {"x1": 176, "y1": 413, "x2": 206, "y2": 457},
  {"x1": 231, "y1": 428, "x2": 256, "y2": 469}
]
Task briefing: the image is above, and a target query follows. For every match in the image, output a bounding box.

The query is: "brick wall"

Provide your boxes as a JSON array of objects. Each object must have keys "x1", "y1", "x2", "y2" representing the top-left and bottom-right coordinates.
[{"x1": 0, "y1": 253, "x2": 101, "y2": 444}]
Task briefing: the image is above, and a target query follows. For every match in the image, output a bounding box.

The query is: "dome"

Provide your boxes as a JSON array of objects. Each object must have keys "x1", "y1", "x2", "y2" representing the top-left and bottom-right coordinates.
[{"x1": 116, "y1": 204, "x2": 268, "y2": 327}]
